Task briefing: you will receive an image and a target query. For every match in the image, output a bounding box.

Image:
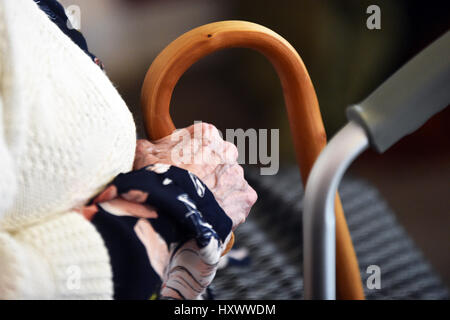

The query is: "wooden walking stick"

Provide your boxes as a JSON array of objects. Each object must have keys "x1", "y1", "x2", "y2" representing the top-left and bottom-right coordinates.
[{"x1": 141, "y1": 20, "x2": 364, "y2": 300}]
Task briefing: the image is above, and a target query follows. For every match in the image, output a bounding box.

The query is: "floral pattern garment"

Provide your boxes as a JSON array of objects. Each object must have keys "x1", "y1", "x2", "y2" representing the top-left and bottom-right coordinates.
[{"x1": 82, "y1": 164, "x2": 233, "y2": 300}]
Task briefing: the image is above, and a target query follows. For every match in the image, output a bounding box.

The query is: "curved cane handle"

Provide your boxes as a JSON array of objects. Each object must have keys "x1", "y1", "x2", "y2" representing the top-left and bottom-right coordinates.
[{"x1": 141, "y1": 21, "x2": 364, "y2": 299}]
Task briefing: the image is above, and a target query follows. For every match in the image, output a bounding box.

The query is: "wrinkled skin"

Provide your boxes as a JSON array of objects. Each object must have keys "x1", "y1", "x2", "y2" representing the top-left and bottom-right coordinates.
[
  {"x1": 133, "y1": 122, "x2": 257, "y2": 230},
  {"x1": 79, "y1": 123, "x2": 257, "y2": 299}
]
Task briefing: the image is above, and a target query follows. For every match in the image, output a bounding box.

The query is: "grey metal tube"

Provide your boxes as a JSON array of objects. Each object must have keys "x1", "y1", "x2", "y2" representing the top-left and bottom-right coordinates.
[
  {"x1": 304, "y1": 30, "x2": 449, "y2": 300},
  {"x1": 347, "y1": 31, "x2": 450, "y2": 153},
  {"x1": 303, "y1": 121, "x2": 369, "y2": 299}
]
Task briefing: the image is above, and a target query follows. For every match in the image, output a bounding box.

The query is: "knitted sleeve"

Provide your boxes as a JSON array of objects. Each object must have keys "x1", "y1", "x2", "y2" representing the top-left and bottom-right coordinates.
[
  {"x1": 0, "y1": 3, "x2": 46, "y2": 298},
  {"x1": 0, "y1": 1, "x2": 114, "y2": 299},
  {"x1": 0, "y1": 98, "x2": 18, "y2": 218},
  {"x1": 0, "y1": 2, "x2": 52, "y2": 298},
  {"x1": 0, "y1": 2, "x2": 19, "y2": 217}
]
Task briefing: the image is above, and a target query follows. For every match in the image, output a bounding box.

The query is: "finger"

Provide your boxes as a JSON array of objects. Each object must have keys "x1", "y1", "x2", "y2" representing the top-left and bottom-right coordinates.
[
  {"x1": 134, "y1": 139, "x2": 161, "y2": 170},
  {"x1": 98, "y1": 198, "x2": 158, "y2": 219},
  {"x1": 92, "y1": 185, "x2": 118, "y2": 204},
  {"x1": 80, "y1": 204, "x2": 99, "y2": 221}
]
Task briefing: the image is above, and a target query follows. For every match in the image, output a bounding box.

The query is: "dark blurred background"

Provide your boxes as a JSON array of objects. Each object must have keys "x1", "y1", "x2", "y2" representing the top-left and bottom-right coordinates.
[{"x1": 60, "y1": 0, "x2": 449, "y2": 286}]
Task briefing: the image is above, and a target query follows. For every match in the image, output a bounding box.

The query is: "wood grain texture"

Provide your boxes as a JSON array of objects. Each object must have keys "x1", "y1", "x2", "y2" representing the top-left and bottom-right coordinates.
[{"x1": 141, "y1": 20, "x2": 364, "y2": 299}]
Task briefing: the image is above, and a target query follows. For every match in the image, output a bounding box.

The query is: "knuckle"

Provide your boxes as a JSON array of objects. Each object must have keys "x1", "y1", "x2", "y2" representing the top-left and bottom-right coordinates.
[
  {"x1": 247, "y1": 187, "x2": 258, "y2": 205},
  {"x1": 233, "y1": 164, "x2": 244, "y2": 178},
  {"x1": 136, "y1": 139, "x2": 152, "y2": 149},
  {"x1": 224, "y1": 142, "x2": 239, "y2": 162},
  {"x1": 239, "y1": 213, "x2": 247, "y2": 225},
  {"x1": 200, "y1": 122, "x2": 213, "y2": 136}
]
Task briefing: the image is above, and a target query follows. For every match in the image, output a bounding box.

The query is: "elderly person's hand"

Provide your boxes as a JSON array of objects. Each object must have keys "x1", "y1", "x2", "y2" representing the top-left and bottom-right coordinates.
[
  {"x1": 84, "y1": 164, "x2": 233, "y2": 299},
  {"x1": 79, "y1": 123, "x2": 257, "y2": 299},
  {"x1": 134, "y1": 122, "x2": 257, "y2": 230}
]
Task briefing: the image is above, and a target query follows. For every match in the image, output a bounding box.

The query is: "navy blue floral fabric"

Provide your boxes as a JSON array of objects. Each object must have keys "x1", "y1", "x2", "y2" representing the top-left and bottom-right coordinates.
[
  {"x1": 85, "y1": 164, "x2": 232, "y2": 299},
  {"x1": 112, "y1": 165, "x2": 232, "y2": 245}
]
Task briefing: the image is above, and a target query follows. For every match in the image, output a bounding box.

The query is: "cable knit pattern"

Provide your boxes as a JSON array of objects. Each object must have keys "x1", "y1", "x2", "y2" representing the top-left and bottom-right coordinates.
[
  {"x1": 13, "y1": 212, "x2": 114, "y2": 299},
  {"x1": 0, "y1": 232, "x2": 54, "y2": 299},
  {"x1": 0, "y1": 0, "x2": 136, "y2": 299}
]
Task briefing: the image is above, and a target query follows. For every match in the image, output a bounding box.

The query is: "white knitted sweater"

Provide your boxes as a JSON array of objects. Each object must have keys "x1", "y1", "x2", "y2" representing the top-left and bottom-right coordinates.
[{"x1": 0, "y1": 0, "x2": 136, "y2": 299}]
